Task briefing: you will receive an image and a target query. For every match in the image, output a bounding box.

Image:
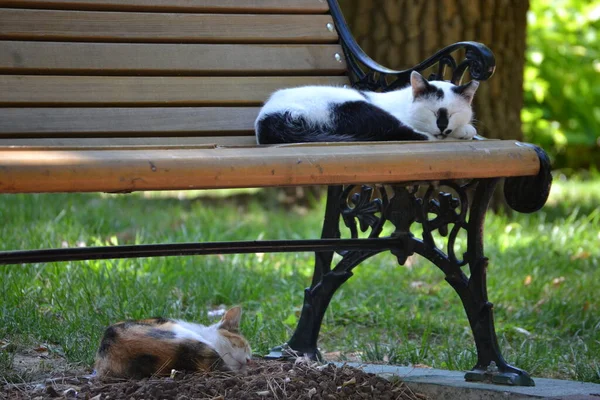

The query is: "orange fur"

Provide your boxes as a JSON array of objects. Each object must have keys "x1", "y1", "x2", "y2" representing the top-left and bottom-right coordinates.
[{"x1": 220, "y1": 329, "x2": 251, "y2": 350}]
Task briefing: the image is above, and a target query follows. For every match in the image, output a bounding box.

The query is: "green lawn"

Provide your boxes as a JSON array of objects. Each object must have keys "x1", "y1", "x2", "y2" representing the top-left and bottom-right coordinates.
[{"x1": 1, "y1": 177, "x2": 599, "y2": 383}]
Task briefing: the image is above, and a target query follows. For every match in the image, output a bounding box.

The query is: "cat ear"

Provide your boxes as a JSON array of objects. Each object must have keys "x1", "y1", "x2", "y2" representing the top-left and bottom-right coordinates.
[
  {"x1": 453, "y1": 80, "x2": 480, "y2": 104},
  {"x1": 410, "y1": 71, "x2": 431, "y2": 99},
  {"x1": 218, "y1": 306, "x2": 242, "y2": 332}
]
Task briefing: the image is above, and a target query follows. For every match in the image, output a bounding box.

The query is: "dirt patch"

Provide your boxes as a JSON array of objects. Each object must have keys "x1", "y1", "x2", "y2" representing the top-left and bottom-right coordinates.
[
  {"x1": 0, "y1": 343, "x2": 87, "y2": 384},
  {"x1": 1, "y1": 359, "x2": 427, "y2": 400}
]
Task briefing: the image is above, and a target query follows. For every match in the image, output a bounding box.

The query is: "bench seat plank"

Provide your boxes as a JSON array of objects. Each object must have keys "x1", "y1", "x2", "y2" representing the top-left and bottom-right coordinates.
[
  {"x1": 1, "y1": 0, "x2": 329, "y2": 14},
  {"x1": 0, "y1": 76, "x2": 349, "y2": 106},
  {"x1": 0, "y1": 42, "x2": 346, "y2": 76},
  {"x1": 0, "y1": 141, "x2": 541, "y2": 193},
  {"x1": 0, "y1": 9, "x2": 338, "y2": 44},
  {"x1": 0, "y1": 136, "x2": 258, "y2": 148},
  {"x1": 0, "y1": 108, "x2": 261, "y2": 136}
]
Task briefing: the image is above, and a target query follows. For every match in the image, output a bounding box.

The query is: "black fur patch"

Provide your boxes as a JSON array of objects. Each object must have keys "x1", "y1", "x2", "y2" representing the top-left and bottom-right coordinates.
[
  {"x1": 147, "y1": 328, "x2": 176, "y2": 339},
  {"x1": 256, "y1": 112, "x2": 313, "y2": 144},
  {"x1": 415, "y1": 81, "x2": 444, "y2": 100},
  {"x1": 172, "y1": 340, "x2": 227, "y2": 372},
  {"x1": 332, "y1": 101, "x2": 430, "y2": 141},
  {"x1": 127, "y1": 354, "x2": 159, "y2": 378},
  {"x1": 147, "y1": 317, "x2": 171, "y2": 324},
  {"x1": 435, "y1": 87, "x2": 444, "y2": 99},
  {"x1": 97, "y1": 326, "x2": 118, "y2": 356},
  {"x1": 256, "y1": 101, "x2": 429, "y2": 144},
  {"x1": 436, "y1": 108, "x2": 449, "y2": 132},
  {"x1": 452, "y1": 82, "x2": 471, "y2": 98}
]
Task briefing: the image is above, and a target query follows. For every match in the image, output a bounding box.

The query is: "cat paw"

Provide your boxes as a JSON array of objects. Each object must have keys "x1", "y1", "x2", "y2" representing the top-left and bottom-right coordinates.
[{"x1": 451, "y1": 124, "x2": 477, "y2": 140}]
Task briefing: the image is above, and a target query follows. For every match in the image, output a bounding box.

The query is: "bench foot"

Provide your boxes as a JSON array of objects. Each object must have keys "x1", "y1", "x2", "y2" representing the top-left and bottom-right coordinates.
[
  {"x1": 465, "y1": 362, "x2": 535, "y2": 386},
  {"x1": 263, "y1": 343, "x2": 322, "y2": 361}
]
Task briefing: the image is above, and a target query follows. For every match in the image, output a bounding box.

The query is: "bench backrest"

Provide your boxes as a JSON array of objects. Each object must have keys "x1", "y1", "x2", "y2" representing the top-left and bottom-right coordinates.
[{"x1": 0, "y1": 0, "x2": 350, "y2": 147}]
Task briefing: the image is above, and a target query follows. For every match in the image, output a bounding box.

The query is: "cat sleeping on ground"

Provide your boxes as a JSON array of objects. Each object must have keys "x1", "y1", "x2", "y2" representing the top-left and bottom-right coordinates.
[
  {"x1": 94, "y1": 306, "x2": 252, "y2": 379},
  {"x1": 255, "y1": 71, "x2": 479, "y2": 144}
]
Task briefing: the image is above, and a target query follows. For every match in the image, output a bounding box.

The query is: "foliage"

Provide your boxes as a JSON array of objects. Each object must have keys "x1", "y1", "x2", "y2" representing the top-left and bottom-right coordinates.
[
  {"x1": 1, "y1": 182, "x2": 599, "y2": 383},
  {"x1": 523, "y1": 0, "x2": 600, "y2": 168}
]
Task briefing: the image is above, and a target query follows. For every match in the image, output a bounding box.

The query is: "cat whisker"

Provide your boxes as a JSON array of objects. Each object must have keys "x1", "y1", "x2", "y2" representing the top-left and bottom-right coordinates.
[{"x1": 152, "y1": 358, "x2": 173, "y2": 378}]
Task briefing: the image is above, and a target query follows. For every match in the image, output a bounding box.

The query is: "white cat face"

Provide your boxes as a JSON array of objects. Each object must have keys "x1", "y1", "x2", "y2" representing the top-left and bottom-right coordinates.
[
  {"x1": 406, "y1": 71, "x2": 479, "y2": 139},
  {"x1": 212, "y1": 307, "x2": 253, "y2": 372},
  {"x1": 216, "y1": 333, "x2": 252, "y2": 372}
]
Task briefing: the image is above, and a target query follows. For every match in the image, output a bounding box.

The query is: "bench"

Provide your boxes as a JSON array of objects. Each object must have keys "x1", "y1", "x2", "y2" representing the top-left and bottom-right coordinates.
[{"x1": 0, "y1": 0, "x2": 551, "y2": 387}]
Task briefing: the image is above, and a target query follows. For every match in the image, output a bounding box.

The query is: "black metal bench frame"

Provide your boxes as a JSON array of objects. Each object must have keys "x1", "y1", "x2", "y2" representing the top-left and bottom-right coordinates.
[{"x1": 0, "y1": 0, "x2": 552, "y2": 387}]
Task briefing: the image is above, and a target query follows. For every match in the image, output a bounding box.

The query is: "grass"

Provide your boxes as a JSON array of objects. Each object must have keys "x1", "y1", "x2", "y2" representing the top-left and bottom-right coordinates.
[{"x1": 0, "y1": 177, "x2": 599, "y2": 384}]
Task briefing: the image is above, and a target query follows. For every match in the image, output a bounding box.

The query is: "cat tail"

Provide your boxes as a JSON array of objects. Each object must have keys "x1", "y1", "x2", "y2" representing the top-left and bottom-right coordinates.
[{"x1": 255, "y1": 111, "x2": 355, "y2": 144}]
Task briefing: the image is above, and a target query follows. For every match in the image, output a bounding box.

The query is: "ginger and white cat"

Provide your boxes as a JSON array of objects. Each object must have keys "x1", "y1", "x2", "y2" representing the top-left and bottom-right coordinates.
[
  {"x1": 255, "y1": 71, "x2": 479, "y2": 144},
  {"x1": 94, "y1": 306, "x2": 252, "y2": 378}
]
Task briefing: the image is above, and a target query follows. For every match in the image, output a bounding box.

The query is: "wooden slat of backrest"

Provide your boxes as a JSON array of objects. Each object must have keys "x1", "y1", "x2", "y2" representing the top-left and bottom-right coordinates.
[
  {"x1": 0, "y1": 136, "x2": 258, "y2": 148},
  {"x1": 0, "y1": 1, "x2": 345, "y2": 149},
  {"x1": 0, "y1": 108, "x2": 259, "y2": 136},
  {"x1": 0, "y1": 76, "x2": 350, "y2": 106},
  {"x1": 0, "y1": 9, "x2": 338, "y2": 44},
  {"x1": 0, "y1": 0, "x2": 329, "y2": 13},
  {"x1": 0, "y1": 42, "x2": 346, "y2": 76}
]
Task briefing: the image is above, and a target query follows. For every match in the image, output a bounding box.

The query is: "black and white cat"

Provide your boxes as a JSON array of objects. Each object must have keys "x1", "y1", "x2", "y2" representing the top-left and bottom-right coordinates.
[{"x1": 255, "y1": 71, "x2": 479, "y2": 144}]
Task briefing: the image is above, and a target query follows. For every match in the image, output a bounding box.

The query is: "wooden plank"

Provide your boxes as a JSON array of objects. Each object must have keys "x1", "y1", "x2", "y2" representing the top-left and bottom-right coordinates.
[
  {"x1": 0, "y1": 42, "x2": 346, "y2": 75},
  {"x1": 0, "y1": 76, "x2": 350, "y2": 106},
  {"x1": 0, "y1": 141, "x2": 541, "y2": 193},
  {"x1": 0, "y1": 136, "x2": 258, "y2": 148},
  {"x1": 0, "y1": 108, "x2": 260, "y2": 136},
  {"x1": 0, "y1": 9, "x2": 338, "y2": 44},
  {"x1": 0, "y1": 0, "x2": 329, "y2": 14}
]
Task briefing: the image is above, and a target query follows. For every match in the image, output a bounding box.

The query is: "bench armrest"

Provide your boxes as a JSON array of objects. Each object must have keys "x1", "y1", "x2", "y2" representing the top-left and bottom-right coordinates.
[
  {"x1": 327, "y1": 0, "x2": 496, "y2": 90},
  {"x1": 503, "y1": 143, "x2": 552, "y2": 213},
  {"x1": 328, "y1": 0, "x2": 551, "y2": 213}
]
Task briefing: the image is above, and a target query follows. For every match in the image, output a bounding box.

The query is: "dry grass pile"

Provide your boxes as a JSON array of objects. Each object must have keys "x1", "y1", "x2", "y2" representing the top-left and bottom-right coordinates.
[{"x1": 1, "y1": 359, "x2": 427, "y2": 400}]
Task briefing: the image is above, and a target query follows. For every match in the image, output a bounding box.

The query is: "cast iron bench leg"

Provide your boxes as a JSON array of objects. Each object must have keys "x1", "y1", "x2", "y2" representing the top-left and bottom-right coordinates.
[
  {"x1": 267, "y1": 185, "x2": 393, "y2": 360},
  {"x1": 394, "y1": 179, "x2": 535, "y2": 386},
  {"x1": 284, "y1": 185, "x2": 344, "y2": 360},
  {"x1": 269, "y1": 180, "x2": 534, "y2": 386},
  {"x1": 459, "y1": 179, "x2": 535, "y2": 386}
]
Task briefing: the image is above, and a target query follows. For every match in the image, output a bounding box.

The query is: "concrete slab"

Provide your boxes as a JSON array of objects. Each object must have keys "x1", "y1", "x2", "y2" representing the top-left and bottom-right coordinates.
[{"x1": 334, "y1": 363, "x2": 600, "y2": 400}]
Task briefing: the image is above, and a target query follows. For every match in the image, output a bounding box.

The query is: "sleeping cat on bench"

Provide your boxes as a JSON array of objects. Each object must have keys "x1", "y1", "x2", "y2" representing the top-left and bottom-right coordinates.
[{"x1": 255, "y1": 71, "x2": 479, "y2": 144}]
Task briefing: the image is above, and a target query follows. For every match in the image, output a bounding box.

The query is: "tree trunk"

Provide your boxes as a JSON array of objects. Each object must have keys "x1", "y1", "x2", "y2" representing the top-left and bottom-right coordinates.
[{"x1": 339, "y1": 0, "x2": 529, "y2": 141}]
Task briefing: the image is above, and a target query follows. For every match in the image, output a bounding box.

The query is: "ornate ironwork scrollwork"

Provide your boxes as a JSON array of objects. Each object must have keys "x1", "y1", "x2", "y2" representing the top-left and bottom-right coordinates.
[
  {"x1": 327, "y1": 0, "x2": 496, "y2": 91},
  {"x1": 431, "y1": 55, "x2": 458, "y2": 82},
  {"x1": 337, "y1": 183, "x2": 469, "y2": 268},
  {"x1": 416, "y1": 182, "x2": 470, "y2": 266},
  {"x1": 340, "y1": 185, "x2": 388, "y2": 239},
  {"x1": 334, "y1": 182, "x2": 471, "y2": 268}
]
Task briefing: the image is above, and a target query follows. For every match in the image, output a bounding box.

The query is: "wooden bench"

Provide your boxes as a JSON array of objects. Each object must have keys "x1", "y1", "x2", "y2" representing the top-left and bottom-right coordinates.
[{"x1": 0, "y1": 0, "x2": 551, "y2": 387}]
